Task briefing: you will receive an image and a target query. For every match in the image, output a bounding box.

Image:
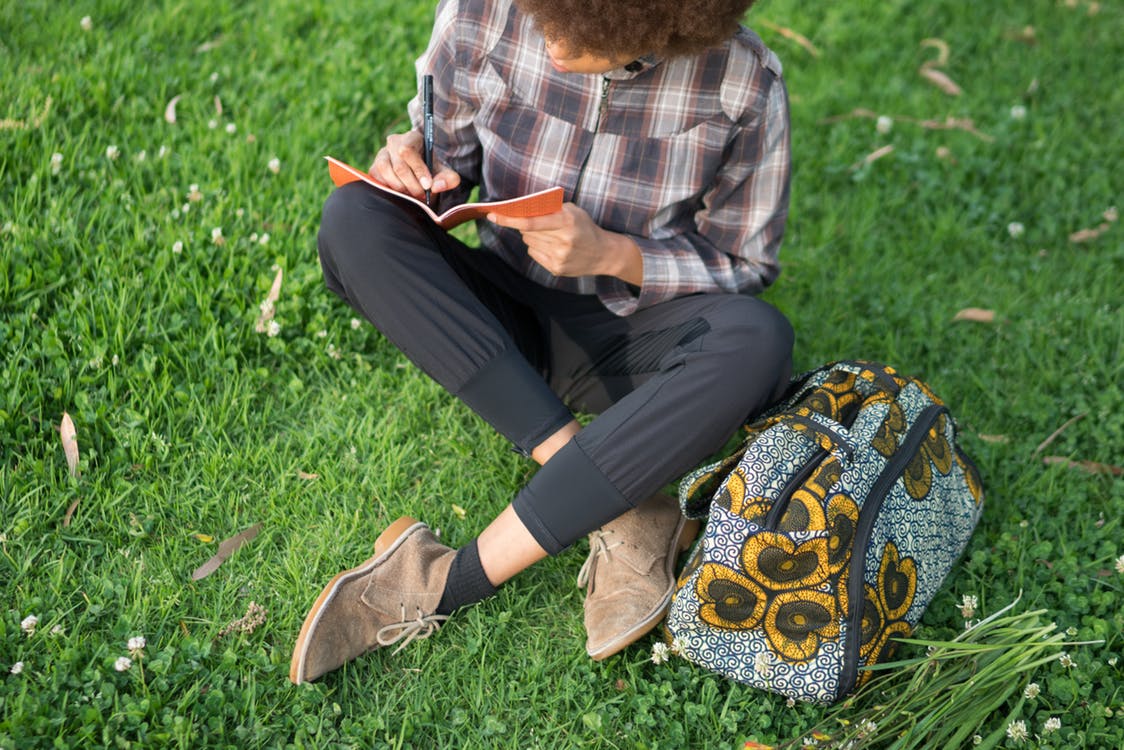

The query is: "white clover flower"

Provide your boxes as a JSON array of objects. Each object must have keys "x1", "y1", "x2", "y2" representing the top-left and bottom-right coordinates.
[
  {"x1": 668, "y1": 637, "x2": 686, "y2": 657},
  {"x1": 857, "y1": 719, "x2": 878, "y2": 739},
  {"x1": 50, "y1": 624, "x2": 65, "y2": 636},
  {"x1": 350, "y1": 318, "x2": 362, "y2": 330},
  {"x1": 10, "y1": 661, "x2": 23, "y2": 675},
  {"x1": 1105, "y1": 206, "x2": 1119, "y2": 223},
  {"x1": 127, "y1": 636, "x2": 146, "y2": 652},
  {"x1": 1023, "y1": 682, "x2": 1040, "y2": 699},
  {"x1": 1043, "y1": 717, "x2": 1061, "y2": 734},
  {"x1": 650, "y1": 642, "x2": 670, "y2": 665},
  {"x1": 20, "y1": 615, "x2": 38, "y2": 636},
  {"x1": 1058, "y1": 652, "x2": 1074, "y2": 668},
  {"x1": 157, "y1": 145, "x2": 169, "y2": 159},
  {"x1": 209, "y1": 72, "x2": 219, "y2": 83},
  {"x1": 1007, "y1": 222, "x2": 1025, "y2": 239},
  {"x1": 972, "y1": 735, "x2": 982, "y2": 745},
  {"x1": 172, "y1": 241, "x2": 184, "y2": 254},
  {"x1": 50, "y1": 152, "x2": 63, "y2": 175},
  {"x1": 250, "y1": 232, "x2": 259, "y2": 243},
  {"x1": 258, "y1": 233, "x2": 270, "y2": 245},
  {"x1": 259, "y1": 299, "x2": 274, "y2": 316},
  {"x1": 211, "y1": 227, "x2": 225, "y2": 245},
  {"x1": 316, "y1": 329, "x2": 328, "y2": 338},
  {"x1": 876, "y1": 115, "x2": 893, "y2": 135},
  {"x1": 1010, "y1": 104, "x2": 1027, "y2": 120},
  {"x1": 1006, "y1": 720, "x2": 1028, "y2": 743},
  {"x1": 208, "y1": 119, "x2": 218, "y2": 130},
  {"x1": 106, "y1": 145, "x2": 120, "y2": 161},
  {"x1": 267, "y1": 157, "x2": 281, "y2": 174},
  {"x1": 327, "y1": 343, "x2": 342, "y2": 360},
  {"x1": 187, "y1": 184, "x2": 203, "y2": 202},
  {"x1": 753, "y1": 651, "x2": 774, "y2": 677},
  {"x1": 1115, "y1": 554, "x2": 1124, "y2": 574},
  {"x1": 1108, "y1": 656, "x2": 1118, "y2": 667},
  {"x1": 182, "y1": 203, "x2": 191, "y2": 213},
  {"x1": 114, "y1": 656, "x2": 133, "y2": 672},
  {"x1": 959, "y1": 594, "x2": 978, "y2": 619},
  {"x1": 111, "y1": 354, "x2": 119, "y2": 366},
  {"x1": 80, "y1": 16, "x2": 93, "y2": 31},
  {"x1": 225, "y1": 123, "x2": 237, "y2": 135},
  {"x1": 134, "y1": 149, "x2": 146, "y2": 162},
  {"x1": 267, "y1": 320, "x2": 281, "y2": 337},
  {"x1": 1066, "y1": 626, "x2": 1078, "y2": 637},
  {"x1": 785, "y1": 697, "x2": 796, "y2": 708}
]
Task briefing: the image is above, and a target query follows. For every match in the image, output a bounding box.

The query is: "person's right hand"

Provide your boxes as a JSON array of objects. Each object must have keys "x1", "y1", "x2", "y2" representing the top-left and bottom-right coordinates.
[{"x1": 369, "y1": 130, "x2": 461, "y2": 201}]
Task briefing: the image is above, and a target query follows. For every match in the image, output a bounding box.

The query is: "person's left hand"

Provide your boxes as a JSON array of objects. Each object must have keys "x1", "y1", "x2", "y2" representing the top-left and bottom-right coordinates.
[{"x1": 488, "y1": 203, "x2": 614, "y2": 278}]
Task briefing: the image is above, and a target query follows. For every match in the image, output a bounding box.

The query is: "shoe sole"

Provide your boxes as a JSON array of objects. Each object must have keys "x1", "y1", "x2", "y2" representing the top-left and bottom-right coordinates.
[
  {"x1": 586, "y1": 515, "x2": 700, "y2": 661},
  {"x1": 289, "y1": 516, "x2": 421, "y2": 684}
]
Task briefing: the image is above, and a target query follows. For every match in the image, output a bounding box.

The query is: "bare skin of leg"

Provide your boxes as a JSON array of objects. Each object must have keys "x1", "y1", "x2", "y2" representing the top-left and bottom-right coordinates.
[{"x1": 476, "y1": 419, "x2": 582, "y2": 585}]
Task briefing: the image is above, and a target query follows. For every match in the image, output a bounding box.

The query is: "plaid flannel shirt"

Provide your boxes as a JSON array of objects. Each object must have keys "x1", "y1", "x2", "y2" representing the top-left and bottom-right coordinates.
[{"x1": 408, "y1": 0, "x2": 790, "y2": 316}]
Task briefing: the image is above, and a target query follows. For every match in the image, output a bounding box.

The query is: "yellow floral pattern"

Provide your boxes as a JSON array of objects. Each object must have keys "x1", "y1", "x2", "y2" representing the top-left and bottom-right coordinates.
[
  {"x1": 742, "y1": 532, "x2": 832, "y2": 592},
  {"x1": 903, "y1": 413, "x2": 954, "y2": 499},
  {"x1": 764, "y1": 589, "x2": 841, "y2": 662},
  {"x1": 695, "y1": 563, "x2": 767, "y2": 630}
]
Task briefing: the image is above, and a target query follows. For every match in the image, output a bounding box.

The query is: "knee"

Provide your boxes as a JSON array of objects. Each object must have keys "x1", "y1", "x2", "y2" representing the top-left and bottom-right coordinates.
[{"x1": 704, "y1": 296, "x2": 794, "y2": 406}]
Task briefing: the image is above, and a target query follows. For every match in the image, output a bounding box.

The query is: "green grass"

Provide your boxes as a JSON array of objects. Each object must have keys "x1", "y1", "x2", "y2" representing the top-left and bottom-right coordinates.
[{"x1": 1, "y1": 0, "x2": 1121, "y2": 747}]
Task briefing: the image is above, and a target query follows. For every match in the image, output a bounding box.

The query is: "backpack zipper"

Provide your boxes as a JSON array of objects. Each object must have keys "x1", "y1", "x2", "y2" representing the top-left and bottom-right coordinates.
[
  {"x1": 763, "y1": 447, "x2": 829, "y2": 530},
  {"x1": 571, "y1": 76, "x2": 612, "y2": 204},
  {"x1": 836, "y1": 402, "x2": 949, "y2": 699}
]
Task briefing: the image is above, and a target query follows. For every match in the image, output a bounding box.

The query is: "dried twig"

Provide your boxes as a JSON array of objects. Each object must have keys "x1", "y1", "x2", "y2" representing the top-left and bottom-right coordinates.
[
  {"x1": 1043, "y1": 456, "x2": 1123, "y2": 477},
  {"x1": 191, "y1": 524, "x2": 262, "y2": 581},
  {"x1": 1032, "y1": 413, "x2": 1086, "y2": 457},
  {"x1": 759, "y1": 20, "x2": 821, "y2": 57}
]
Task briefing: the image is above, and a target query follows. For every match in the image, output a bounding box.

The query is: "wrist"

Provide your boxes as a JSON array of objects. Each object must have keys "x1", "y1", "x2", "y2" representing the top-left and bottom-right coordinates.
[{"x1": 603, "y1": 230, "x2": 644, "y2": 285}]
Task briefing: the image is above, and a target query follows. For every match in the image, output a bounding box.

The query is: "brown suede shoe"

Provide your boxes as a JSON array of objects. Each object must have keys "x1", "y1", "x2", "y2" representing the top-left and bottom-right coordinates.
[
  {"x1": 289, "y1": 517, "x2": 455, "y2": 684},
  {"x1": 577, "y1": 493, "x2": 699, "y2": 661}
]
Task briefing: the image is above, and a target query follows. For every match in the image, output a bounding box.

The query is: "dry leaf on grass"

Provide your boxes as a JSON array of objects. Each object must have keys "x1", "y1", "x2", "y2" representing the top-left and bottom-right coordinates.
[
  {"x1": 1043, "y1": 456, "x2": 1123, "y2": 477},
  {"x1": 217, "y1": 601, "x2": 268, "y2": 638},
  {"x1": 1032, "y1": 413, "x2": 1086, "y2": 457},
  {"x1": 297, "y1": 471, "x2": 319, "y2": 480},
  {"x1": 60, "y1": 412, "x2": 80, "y2": 477},
  {"x1": 0, "y1": 96, "x2": 52, "y2": 131},
  {"x1": 254, "y1": 268, "x2": 283, "y2": 332},
  {"x1": 213, "y1": 95, "x2": 223, "y2": 116},
  {"x1": 919, "y1": 38, "x2": 962, "y2": 96},
  {"x1": 195, "y1": 37, "x2": 223, "y2": 53},
  {"x1": 851, "y1": 144, "x2": 894, "y2": 170},
  {"x1": 164, "y1": 94, "x2": 182, "y2": 124},
  {"x1": 919, "y1": 68, "x2": 963, "y2": 96},
  {"x1": 953, "y1": 307, "x2": 996, "y2": 323},
  {"x1": 759, "y1": 19, "x2": 821, "y2": 57},
  {"x1": 191, "y1": 523, "x2": 262, "y2": 581},
  {"x1": 63, "y1": 498, "x2": 81, "y2": 527},
  {"x1": 978, "y1": 434, "x2": 1010, "y2": 444}
]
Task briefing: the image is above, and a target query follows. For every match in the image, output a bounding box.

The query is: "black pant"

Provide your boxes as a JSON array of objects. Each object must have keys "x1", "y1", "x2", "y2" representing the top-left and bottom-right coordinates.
[{"x1": 317, "y1": 183, "x2": 794, "y2": 553}]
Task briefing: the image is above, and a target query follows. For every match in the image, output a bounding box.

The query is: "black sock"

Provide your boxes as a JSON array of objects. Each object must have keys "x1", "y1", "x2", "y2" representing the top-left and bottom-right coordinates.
[{"x1": 436, "y1": 539, "x2": 497, "y2": 616}]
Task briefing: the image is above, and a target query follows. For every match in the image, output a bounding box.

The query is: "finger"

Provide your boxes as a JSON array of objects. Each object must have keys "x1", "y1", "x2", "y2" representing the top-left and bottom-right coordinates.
[
  {"x1": 487, "y1": 210, "x2": 564, "y2": 232},
  {"x1": 369, "y1": 150, "x2": 405, "y2": 190},
  {"x1": 387, "y1": 145, "x2": 431, "y2": 199},
  {"x1": 431, "y1": 165, "x2": 460, "y2": 194}
]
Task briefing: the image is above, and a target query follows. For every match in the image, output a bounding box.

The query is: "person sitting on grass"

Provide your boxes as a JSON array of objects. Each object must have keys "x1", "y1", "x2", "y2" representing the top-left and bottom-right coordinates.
[{"x1": 290, "y1": 0, "x2": 793, "y2": 684}]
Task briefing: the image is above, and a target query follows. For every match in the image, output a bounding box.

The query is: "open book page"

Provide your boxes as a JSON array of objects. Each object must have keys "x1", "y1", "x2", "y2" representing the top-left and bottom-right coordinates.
[{"x1": 325, "y1": 156, "x2": 564, "y2": 230}]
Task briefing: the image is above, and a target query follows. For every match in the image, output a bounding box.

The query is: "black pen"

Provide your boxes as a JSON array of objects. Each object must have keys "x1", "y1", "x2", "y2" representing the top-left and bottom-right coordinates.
[{"x1": 422, "y1": 74, "x2": 434, "y2": 206}]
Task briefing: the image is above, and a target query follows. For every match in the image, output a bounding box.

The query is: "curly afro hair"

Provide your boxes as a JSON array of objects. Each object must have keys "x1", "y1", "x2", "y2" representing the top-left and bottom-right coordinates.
[{"x1": 513, "y1": 0, "x2": 757, "y2": 59}]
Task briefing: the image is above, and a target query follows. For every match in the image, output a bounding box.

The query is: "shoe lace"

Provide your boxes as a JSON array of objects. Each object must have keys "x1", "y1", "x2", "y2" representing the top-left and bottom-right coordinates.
[
  {"x1": 576, "y1": 529, "x2": 623, "y2": 590},
  {"x1": 376, "y1": 605, "x2": 450, "y2": 654}
]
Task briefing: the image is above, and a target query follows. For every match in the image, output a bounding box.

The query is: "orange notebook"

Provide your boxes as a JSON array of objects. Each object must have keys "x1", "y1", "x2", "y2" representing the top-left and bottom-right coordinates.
[{"x1": 325, "y1": 156, "x2": 564, "y2": 230}]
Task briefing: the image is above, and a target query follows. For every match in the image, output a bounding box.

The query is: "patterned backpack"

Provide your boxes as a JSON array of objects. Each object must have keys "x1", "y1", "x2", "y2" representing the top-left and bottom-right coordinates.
[{"x1": 665, "y1": 361, "x2": 984, "y2": 704}]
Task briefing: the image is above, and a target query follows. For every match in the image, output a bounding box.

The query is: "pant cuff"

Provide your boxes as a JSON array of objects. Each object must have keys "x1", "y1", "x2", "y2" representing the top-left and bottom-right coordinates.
[
  {"x1": 512, "y1": 439, "x2": 632, "y2": 555},
  {"x1": 455, "y1": 348, "x2": 573, "y2": 456}
]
